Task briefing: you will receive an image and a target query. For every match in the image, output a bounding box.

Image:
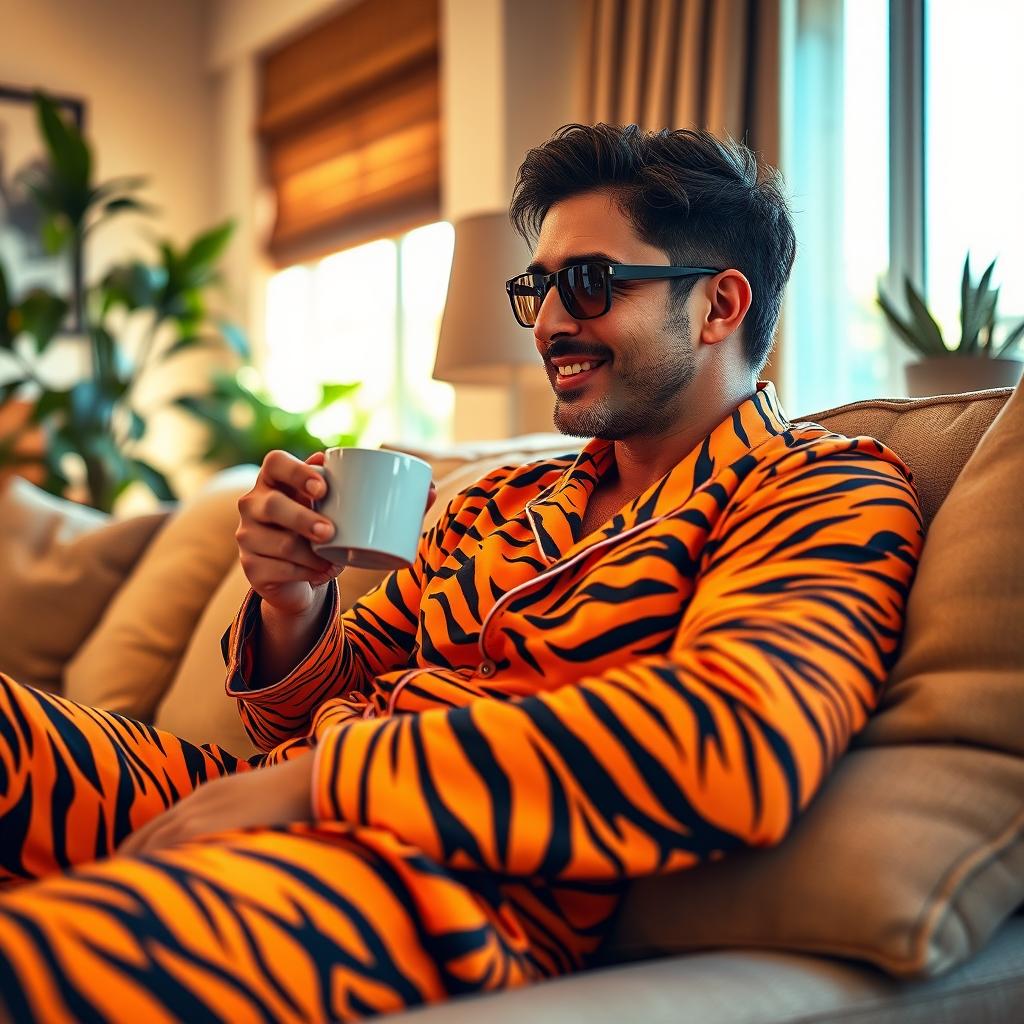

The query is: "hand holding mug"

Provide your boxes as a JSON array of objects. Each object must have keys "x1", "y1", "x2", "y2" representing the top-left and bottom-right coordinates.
[
  {"x1": 237, "y1": 449, "x2": 438, "y2": 619},
  {"x1": 236, "y1": 450, "x2": 343, "y2": 618}
]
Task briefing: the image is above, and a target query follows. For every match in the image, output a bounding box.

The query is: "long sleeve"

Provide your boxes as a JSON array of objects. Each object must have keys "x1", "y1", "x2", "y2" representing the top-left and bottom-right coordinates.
[
  {"x1": 222, "y1": 486, "x2": 475, "y2": 751},
  {"x1": 311, "y1": 450, "x2": 924, "y2": 881}
]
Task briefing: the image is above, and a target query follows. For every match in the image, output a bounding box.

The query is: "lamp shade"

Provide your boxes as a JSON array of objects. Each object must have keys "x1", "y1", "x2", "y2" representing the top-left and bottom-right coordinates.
[{"x1": 432, "y1": 211, "x2": 536, "y2": 385}]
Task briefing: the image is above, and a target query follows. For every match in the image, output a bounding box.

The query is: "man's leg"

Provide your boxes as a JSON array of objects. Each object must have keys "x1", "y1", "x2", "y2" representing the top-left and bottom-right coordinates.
[
  {"x1": 0, "y1": 672, "x2": 259, "y2": 885},
  {"x1": 0, "y1": 822, "x2": 555, "y2": 1023}
]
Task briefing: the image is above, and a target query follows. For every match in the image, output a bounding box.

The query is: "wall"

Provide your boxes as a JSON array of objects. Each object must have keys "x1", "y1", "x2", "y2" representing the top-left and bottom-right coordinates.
[
  {"x1": 1, "y1": 0, "x2": 214, "y2": 274},
  {"x1": 442, "y1": 0, "x2": 586, "y2": 439},
  {"x1": 1, "y1": 0, "x2": 219, "y2": 496}
]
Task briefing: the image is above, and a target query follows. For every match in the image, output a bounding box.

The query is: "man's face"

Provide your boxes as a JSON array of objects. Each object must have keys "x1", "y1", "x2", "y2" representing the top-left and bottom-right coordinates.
[{"x1": 529, "y1": 192, "x2": 699, "y2": 440}]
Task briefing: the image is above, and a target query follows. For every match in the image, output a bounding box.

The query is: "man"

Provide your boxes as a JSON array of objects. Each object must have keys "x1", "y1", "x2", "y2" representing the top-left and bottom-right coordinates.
[{"x1": 0, "y1": 124, "x2": 923, "y2": 1022}]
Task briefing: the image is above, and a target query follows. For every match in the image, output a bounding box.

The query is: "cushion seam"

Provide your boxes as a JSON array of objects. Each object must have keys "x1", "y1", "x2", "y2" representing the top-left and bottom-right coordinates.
[
  {"x1": 797, "y1": 388, "x2": 1012, "y2": 423},
  {"x1": 909, "y1": 805, "x2": 1024, "y2": 969}
]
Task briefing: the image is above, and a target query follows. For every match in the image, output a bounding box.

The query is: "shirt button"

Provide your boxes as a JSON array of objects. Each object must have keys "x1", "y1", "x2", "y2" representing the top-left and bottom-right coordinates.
[{"x1": 478, "y1": 658, "x2": 497, "y2": 677}]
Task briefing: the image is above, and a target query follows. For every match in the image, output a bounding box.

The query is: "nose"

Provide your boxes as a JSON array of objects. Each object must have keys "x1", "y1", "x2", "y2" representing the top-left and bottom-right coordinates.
[{"x1": 532, "y1": 283, "x2": 581, "y2": 351}]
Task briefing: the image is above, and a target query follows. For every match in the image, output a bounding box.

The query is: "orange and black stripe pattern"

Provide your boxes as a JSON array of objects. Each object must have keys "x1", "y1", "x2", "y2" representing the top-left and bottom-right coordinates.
[{"x1": 0, "y1": 382, "x2": 923, "y2": 1020}]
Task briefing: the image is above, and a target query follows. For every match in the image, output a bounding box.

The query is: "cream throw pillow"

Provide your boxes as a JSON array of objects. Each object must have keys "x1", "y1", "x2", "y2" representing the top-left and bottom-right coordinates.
[
  {"x1": 64, "y1": 466, "x2": 259, "y2": 719},
  {"x1": 607, "y1": 382, "x2": 1023, "y2": 978},
  {"x1": 0, "y1": 478, "x2": 167, "y2": 691}
]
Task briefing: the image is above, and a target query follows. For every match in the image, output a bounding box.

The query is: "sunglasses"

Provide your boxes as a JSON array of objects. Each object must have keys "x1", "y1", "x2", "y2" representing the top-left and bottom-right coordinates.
[{"x1": 505, "y1": 261, "x2": 723, "y2": 328}]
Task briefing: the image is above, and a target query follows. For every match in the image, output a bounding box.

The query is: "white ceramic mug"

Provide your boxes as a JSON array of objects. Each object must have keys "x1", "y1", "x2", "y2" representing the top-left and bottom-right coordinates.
[{"x1": 311, "y1": 447, "x2": 432, "y2": 570}]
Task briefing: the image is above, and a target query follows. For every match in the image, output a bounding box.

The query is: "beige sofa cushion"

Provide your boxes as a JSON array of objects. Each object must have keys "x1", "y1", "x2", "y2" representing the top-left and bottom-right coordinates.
[
  {"x1": 805, "y1": 387, "x2": 1013, "y2": 528},
  {"x1": 0, "y1": 477, "x2": 167, "y2": 691},
  {"x1": 64, "y1": 466, "x2": 260, "y2": 719},
  {"x1": 607, "y1": 383, "x2": 1023, "y2": 978},
  {"x1": 858, "y1": 385, "x2": 1024, "y2": 756}
]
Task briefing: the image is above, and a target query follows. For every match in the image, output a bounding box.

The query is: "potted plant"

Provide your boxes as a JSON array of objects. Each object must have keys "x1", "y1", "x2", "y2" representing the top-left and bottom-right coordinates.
[
  {"x1": 0, "y1": 92, "x2": 363, "y2": 509},
  {"x1": 877, "y1": 255, "x2": 1024, "y2": 397}
]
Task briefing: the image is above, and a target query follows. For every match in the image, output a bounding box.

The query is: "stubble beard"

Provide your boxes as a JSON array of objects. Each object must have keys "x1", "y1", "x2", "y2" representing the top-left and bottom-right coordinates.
[{"x1": 553, "y1": 307, "x2": 697, "y2": 440}]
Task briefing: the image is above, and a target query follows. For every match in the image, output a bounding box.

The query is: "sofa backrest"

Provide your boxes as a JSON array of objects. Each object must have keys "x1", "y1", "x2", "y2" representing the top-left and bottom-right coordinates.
[{"x1": 799, "y1": 387, "x2": 1014, "y2": 528}]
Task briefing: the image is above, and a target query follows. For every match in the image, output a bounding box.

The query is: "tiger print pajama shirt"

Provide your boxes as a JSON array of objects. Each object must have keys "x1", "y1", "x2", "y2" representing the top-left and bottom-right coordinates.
[{"x1": 0, "y1": 382, "x2": 924, "y2": 1021}]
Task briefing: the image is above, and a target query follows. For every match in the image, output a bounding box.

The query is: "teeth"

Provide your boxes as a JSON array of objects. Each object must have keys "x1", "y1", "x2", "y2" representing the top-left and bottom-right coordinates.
[{"x1": 558, "y1": 360, "x2": 597, "y2": 377}]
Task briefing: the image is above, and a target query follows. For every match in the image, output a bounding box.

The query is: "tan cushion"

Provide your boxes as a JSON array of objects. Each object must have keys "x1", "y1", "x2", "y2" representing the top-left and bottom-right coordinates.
[
  {"x1": 859, "y1": 381, "x2": 1024, "y2": 755},
  {"x1": 606, "y1": 383, "x2": 1023, "y2": 978},
  {"x1": 805, "y1": 387, "x2": 1012, "y2": 528},
  {"x1": 153, "y1": 561, "x2": 258, "y2": 755},
  {"x1": 64, "y1": 466, "x2": 260, "y2": 719},
  {"x1": 0, "y1": 478, "x2": 167, "y2": 691}
]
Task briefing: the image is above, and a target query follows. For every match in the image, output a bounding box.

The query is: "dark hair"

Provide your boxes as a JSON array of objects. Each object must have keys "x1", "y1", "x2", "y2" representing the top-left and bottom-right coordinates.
[{"x1": 509, "y1": 123, "x2": 797, "y2": 375}]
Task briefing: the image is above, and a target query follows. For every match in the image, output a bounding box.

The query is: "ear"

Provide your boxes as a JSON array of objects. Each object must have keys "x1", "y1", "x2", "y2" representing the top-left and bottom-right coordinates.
[{"x1": 698, "y1": 269, "x2": 752, "y2": 345}]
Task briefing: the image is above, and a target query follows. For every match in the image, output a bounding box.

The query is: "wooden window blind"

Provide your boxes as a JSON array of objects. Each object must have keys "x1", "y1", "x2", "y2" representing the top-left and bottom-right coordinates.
[{"x1": 259, "y1": 0, "x2": 441, "y2": 266}]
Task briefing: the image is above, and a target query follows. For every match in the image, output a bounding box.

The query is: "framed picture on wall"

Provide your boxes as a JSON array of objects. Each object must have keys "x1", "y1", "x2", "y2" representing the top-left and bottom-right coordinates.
[{"x1": 0, "y1": 84, "x2": 86, "y2": 333}]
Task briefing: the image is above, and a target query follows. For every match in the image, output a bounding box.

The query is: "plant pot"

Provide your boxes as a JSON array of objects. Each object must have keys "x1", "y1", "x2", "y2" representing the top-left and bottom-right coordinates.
[{"x1": 904, "y1": 357, "x2": 1023, "y2": 398}]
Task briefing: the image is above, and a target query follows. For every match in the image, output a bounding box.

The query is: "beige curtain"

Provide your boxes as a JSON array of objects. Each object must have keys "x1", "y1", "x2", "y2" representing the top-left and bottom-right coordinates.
[{"x1": 581, "y1": 0, "x2": 785, "y2": 388}]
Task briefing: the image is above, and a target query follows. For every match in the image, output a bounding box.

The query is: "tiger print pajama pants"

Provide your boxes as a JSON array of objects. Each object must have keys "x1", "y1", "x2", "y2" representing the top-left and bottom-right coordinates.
[{"x1": 0, "y1": 674, "x2": 601, "y2": 1022}]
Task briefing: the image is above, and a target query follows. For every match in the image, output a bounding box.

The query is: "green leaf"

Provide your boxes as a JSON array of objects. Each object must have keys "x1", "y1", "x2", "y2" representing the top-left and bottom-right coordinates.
[
  {"x1": 127, "y1": 409, "x2": 146, "y2": 441},
  {"x1": 41, "y1": 215, "x2": 74, "y2": 255},
  {"x1": 877, "y1": 290, "x2": 935, "y2": 358},
  {"x1": 31, "y1": 388, "x2": 73, "y2": 423},
  {"x1": 130, "y1": 458, "x2": 175, "y2": 501},
  {"x1": 0, "y1": 378, "x2": 28, "y2": 403},
  {"x1": 903, "y1": 277, "x2": 948, "y2": 355},
  {"x1": 995, "y1": 317, "x2": 1024, "y2": 358},
  {"x1": 35, "y1": 91, "x2": 91, "y2": 190},
  {"x1": 102, "y1": 197, "x2": 153, "y2": 216},
  {"x1": 315, "y1": 382, "x2": 361, "y2": 410},
  {"x1": 18, "y1": 289, "x2": 69, "y2": 353},
  {"x1": 216, "y1": 319, "x2": 249, "y2": 359},
  {"x1": 0, "y1": 262, "x2": 11, "y2": 348},
  {"x1": 183, "y1": 221, "x2": 235, "y2": 273}
]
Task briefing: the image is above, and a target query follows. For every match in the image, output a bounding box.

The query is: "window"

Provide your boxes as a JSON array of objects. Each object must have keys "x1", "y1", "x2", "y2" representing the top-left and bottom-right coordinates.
[
  {"x1": 785, "y1": 0, "x2": 1023, "y2": 412},
  {"x1": 265, "y1": 221, "x2": 456, "y2": 447},
  {"x1": 785, "y1": 0, "x2": 890, "y2": 413},
  {"x1": 925, "y1": 0, "x2": 1024, "y2": 337}
]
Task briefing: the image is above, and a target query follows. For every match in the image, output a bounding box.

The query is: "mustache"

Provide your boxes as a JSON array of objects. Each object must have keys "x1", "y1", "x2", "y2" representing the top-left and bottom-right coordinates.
[{"x1": 545, "y1": 341, "x2": 614, "y2": 362}]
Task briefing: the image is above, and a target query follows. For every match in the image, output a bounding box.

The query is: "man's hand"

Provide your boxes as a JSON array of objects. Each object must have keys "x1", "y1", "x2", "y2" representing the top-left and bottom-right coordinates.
[
  {"x1": 118, "y1": 756, "x2": 314, "y2": 857},
  {"x1": 236, "y1": 450, "x2": 343, "y2": 619}
]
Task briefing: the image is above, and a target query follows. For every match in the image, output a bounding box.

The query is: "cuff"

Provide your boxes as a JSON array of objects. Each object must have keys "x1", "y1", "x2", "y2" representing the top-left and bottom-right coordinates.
[{"x1": 223, "y1": 580, "x2": 340, "y2": 700}]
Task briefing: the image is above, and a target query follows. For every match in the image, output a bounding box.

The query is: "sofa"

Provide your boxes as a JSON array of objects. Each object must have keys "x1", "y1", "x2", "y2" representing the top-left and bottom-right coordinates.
[{"x1": 0, "y1": 383, "x2": 1021, "y2": 1023}]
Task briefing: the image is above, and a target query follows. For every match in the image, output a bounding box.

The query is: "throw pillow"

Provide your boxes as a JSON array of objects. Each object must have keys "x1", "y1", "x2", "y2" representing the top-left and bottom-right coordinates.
[
  {"x1": 605, "y1": 382, "x2": 1023, "y2": 978},
  {"x1": 0, "y1": 477, "x2": 168, "y2": 691},
  {"x1": 64, "y1": 466, "x2": 259, "y2": 719}
]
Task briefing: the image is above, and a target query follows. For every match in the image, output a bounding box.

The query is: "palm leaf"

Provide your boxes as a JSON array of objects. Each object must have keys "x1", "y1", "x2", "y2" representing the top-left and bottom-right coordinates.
[
  {"x1": 995, "y1": 317, "x2": 1024, "y2": 358},
  {"x1": 903, "y1": 277, "x2": 948, "y2": 355}
]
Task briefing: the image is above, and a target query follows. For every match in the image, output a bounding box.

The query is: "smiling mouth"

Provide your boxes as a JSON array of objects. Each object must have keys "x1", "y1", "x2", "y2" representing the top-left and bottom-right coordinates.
[{"x1": 552, "y1": 358, "x2": 607, "y2": 389}]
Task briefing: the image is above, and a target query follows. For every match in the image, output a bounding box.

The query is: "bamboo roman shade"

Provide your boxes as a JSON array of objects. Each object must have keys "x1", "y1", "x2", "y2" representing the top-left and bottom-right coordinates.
[{"x1": 259, "y1": 0, "x2": 441, "y2": 266}]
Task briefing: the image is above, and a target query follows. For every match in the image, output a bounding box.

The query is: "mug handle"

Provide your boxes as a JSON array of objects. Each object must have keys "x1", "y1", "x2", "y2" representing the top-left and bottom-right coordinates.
[{"x1": 309, "y1": 463, "x2": 329, "y2": 507}]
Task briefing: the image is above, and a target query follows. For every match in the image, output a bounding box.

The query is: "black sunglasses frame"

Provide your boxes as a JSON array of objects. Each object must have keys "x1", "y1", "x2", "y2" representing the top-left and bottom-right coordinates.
[{"x1": 504, "y1": 262, "x2": 723, "y2": 328}]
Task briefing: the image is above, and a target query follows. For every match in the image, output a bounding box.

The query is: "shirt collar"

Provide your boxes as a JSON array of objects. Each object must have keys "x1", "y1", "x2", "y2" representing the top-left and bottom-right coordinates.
[{"x1": 526, "y1": 381, "x2": 791, "y2": 562}]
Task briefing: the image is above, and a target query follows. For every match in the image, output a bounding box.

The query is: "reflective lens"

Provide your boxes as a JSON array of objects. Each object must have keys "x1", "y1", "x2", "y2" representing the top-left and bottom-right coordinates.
[
  {"x1": 508, "y1": 276, "x2": 544, "y2": 327},
  {"x1": 562, "y1": 263, "x2": 609, "y2": 318},
  {"x1": 506, "y1": 263, "x2": 611, "y2": 327}
]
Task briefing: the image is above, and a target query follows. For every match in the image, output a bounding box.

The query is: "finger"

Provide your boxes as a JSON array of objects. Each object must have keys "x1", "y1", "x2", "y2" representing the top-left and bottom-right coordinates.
[
  {"x1": 239, "y1": 522, "x2": 335, "y2": 573},
  {"x1": 425, "y1": 481, "x2": 437, "y2": 513},
  {"x1": 253, "y1": 490, "x2": 335, "y2": 544},
  {"x1": 261, "y1": 449, "x2": 327, "y2": 502}
]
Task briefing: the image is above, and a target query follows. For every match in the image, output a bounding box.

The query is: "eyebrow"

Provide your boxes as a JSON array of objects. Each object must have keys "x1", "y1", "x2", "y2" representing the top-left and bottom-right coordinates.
[{"x1": 525, "y1": 251, "x2": 623, "y2": 275}]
